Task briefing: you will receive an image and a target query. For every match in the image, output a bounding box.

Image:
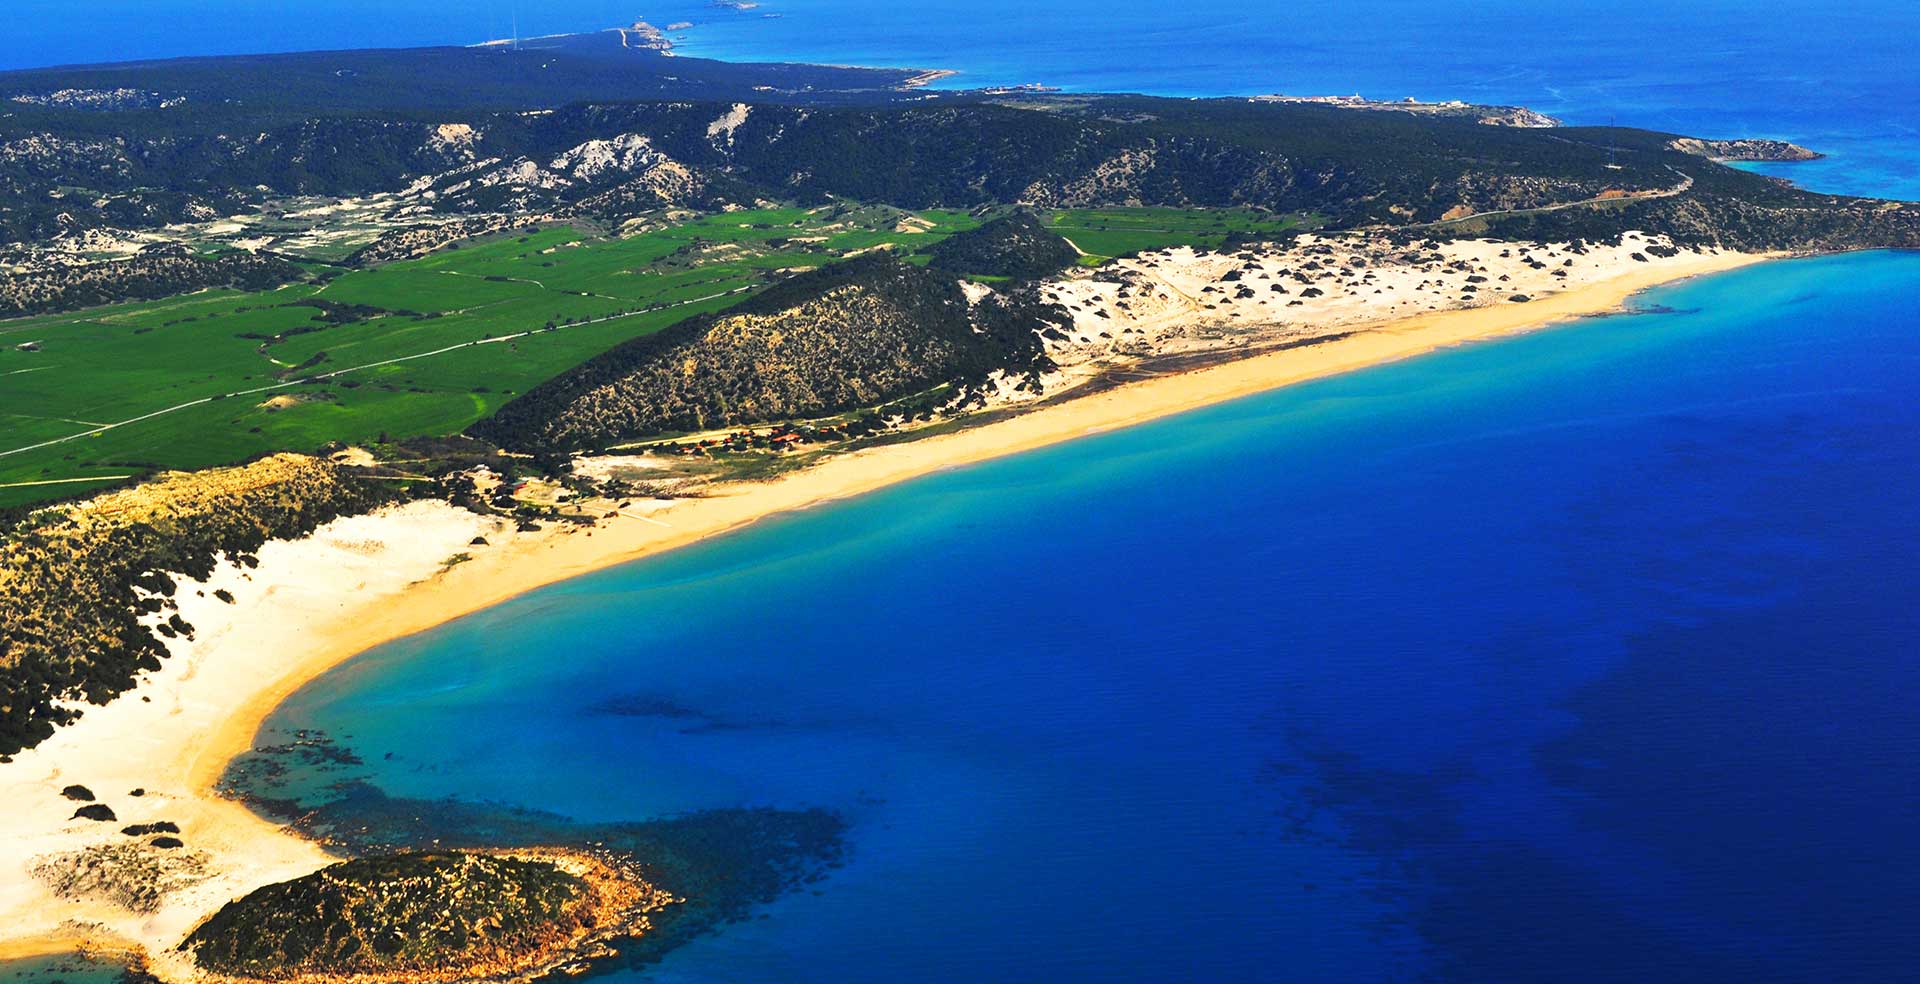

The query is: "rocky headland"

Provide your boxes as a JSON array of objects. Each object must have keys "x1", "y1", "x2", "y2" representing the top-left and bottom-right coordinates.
[{"x1": 175, "y1": 850, "x2": 676, "y2": 984}]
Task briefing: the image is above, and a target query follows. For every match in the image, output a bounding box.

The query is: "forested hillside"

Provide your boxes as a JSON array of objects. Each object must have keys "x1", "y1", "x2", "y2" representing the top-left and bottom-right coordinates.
[
  {"x1": 6, "y1": 36, "x2": 1910, "y2": 251},
  {"x1": 926, "y1": 213, "x2": 1081, "y2": 280},
  {"x1": 0, "y1": 250, "x2": 301, "y2": 318},
  {"x1": 473, "y1": 254, "x2": 1066, "y2": 448}
]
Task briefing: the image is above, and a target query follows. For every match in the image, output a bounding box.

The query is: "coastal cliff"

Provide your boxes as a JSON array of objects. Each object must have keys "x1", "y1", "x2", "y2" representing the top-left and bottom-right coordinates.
[{"x1": 1668, "y1": 137, "x2": 1824, "y2": 162}]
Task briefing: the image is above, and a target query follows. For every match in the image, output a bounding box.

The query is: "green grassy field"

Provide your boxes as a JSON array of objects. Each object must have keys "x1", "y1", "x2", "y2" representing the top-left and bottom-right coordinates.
[
  {"x1": 0, "y1": 204, "x2": 1268, "y2": 508},
  {"x1": 1045, "y1": 207, "x2": 1313, "y2": 261}
]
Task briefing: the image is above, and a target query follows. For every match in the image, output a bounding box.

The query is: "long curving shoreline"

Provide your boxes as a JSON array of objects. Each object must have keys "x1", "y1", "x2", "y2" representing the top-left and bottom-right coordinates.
[
  {"x1": 206, "y1": 252, "x2": 1771, "y2": 786},
  {"x1": 0, "y1": 248, "x2": 1765, "y2": 975}
]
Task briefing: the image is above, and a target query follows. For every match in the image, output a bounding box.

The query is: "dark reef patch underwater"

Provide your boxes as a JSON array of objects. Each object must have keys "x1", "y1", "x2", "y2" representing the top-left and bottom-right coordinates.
[
  {"x1": 202, "y1": 251, "x2": 1920, "y2": 983},
  {"x1": 218, "y1": 731, "x2": 848, "y2": 978},
  {"x1": 0, "y1": 953, "x2": 140, "y2": 984},
  {"x1": 6, "y1": 2, "x2": 1920, "y2": 979}
]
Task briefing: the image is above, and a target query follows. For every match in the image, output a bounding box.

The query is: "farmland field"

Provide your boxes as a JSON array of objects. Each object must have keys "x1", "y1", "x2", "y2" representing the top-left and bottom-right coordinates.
[{"x1": 0, "y1": 204, "x2": 1283, "y2": 508}]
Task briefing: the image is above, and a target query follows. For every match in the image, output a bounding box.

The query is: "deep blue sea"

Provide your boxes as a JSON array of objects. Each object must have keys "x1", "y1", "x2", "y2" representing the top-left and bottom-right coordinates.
[
  {"x1": 217, "y1": 250, "x2": 1920, "y2": 984},
  {"x1": 9, "y1": 2, "x2": 1920, "y2": 982}
]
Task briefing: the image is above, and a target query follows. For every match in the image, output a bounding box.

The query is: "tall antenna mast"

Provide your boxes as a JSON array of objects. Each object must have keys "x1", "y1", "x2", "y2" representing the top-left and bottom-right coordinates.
[{"x1": 511, "y1": 5, "x2": 520, "y2": 51}]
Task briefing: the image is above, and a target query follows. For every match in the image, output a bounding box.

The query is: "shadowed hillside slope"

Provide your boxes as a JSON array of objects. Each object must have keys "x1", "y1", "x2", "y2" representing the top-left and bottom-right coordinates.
[
  {"x1": 925, "y1": 212, "x2": 1081, "y2": 280},
  {"x1": 8, "y1": 72, "x2": 1917, "y2": 250},
  {"x1": 472, "y1": 255, "x2": 1066, "y2": 449}
]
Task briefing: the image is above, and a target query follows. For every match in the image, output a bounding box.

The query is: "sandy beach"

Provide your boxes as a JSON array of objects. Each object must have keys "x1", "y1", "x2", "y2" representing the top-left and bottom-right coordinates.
[{"x1": 0, "y1": 245, "x2": 1764, "y2": 975}]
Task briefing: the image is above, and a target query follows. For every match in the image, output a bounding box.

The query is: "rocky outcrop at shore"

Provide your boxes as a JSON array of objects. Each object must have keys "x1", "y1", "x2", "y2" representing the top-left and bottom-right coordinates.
[
  {"x1": 178, "y1": 850, "x2": 676, "y2": 983},
  {"x1": 1668, "y1": 137, "x2": 1824, "y2": 162}
]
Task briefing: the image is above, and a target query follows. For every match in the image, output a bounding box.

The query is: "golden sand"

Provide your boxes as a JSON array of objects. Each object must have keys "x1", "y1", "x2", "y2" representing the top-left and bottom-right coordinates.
[
  {"x1": 0, "y1": 249, "x2": 1764, "y2": 975},
  {"x1": 202, "y1": 251, "x2": 1768, "y2": 787}
]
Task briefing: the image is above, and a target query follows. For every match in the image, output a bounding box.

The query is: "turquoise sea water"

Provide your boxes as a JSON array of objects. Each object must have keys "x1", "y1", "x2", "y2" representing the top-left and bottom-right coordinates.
[
  {"x1": 228, "y1": 250, "x2": 1920, "y2": 983},
  {"x1": 0, "y1": 954, "x2": 128, "y2": 984},
  {"x1": 10, "y1": 2, "x2": 1920, "y2": 981}
]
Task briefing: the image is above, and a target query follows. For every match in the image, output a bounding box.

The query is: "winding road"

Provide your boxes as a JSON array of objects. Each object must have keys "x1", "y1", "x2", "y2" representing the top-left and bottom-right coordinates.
[{"x1": 1391, "y1": 166, "x2": 1695, "y2": 232}]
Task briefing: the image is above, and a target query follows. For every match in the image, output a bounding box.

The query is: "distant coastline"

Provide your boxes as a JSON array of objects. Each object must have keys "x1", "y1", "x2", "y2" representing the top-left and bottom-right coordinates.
[{"x1": 3, "y1": 0, "x2": 1917, "y2": 976}]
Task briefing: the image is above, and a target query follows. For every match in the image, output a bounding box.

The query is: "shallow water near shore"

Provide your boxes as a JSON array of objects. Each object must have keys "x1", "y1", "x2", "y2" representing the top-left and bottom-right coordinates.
[
  {"x1": 0, "y1": 953, "x2": 131, "y2": 984},
  {"x1": 9, "y1": 2, "x2": 1920, "y2": 980},
  {"x1": 221, "y1": 249, "x2": 1920, "y2": 983}
]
